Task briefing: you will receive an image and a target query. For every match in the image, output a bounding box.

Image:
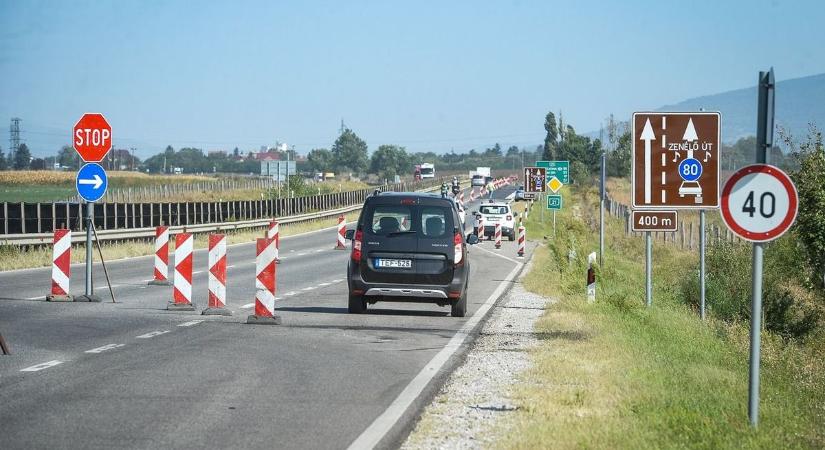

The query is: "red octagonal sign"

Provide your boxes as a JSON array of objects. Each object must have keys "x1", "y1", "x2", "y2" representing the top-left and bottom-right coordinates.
[{"x1": 73, "y1": 113, "x2": 112, "y2": 162}]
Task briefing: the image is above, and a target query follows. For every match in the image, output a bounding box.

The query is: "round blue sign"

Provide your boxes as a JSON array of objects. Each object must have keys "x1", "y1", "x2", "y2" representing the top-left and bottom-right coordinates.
[
  {"x1": 76, "y1": 163, "x2": 108, "y2": 202},
  {"x1": 678, "y1": 158, "x2": 703, "y2": 182}
]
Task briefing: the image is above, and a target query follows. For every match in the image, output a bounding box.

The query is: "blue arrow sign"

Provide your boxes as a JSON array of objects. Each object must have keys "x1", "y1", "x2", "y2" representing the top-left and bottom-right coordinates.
[{"x1": 76, "y1": 163, "x2": 108, "y2": 202}]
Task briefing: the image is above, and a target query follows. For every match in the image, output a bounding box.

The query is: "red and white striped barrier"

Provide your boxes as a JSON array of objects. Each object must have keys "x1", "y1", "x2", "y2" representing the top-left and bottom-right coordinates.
[
  {"x1": 335, "y1": 215, "x2": 346, "y2": 249},
  {"x1": 469, "y1": 188, "x2": 476, "y2": 202},
  {"x1": 458, "y1": 190, "x2": 464, "y2": 206},
  {"x1": 203, "y1": 234, "x2": 231, "y2": 316},
  {"x1": 481, "y1": 186, "x2": 487, "y2": 197},
  {"x1": 268, "y1": 220, "x2": 281, "y2": 262},
  {"x1": 495, "y1": 222, "x2": 502, "y2": 249},
  {"x1": 46, "y1": 229, "x2": 73, "y2": 302},
  {"x1": 148, "y1": 226, "x2": 172, "y2": 286},
  {"x1": 517, "y1": 226, "x2": 525, "y2": 257},
  {"x1": 476, "y1": 215, "x2": 485, "y2": 241},
  {"x1": 247, "y1": 238, "x2": 281, "y2": 325},
  {"x1": 168, "y1": 232, "x2": 195, "y2": 311}
]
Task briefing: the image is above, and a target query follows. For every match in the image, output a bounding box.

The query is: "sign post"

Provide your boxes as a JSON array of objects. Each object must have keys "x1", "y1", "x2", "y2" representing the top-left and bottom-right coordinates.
[
  {"x1": 73, "y1": 113, "x2": 112, "y2": 302},
  {"x1": 631, "y1": 112, "x2": 720, "y2": 308}
]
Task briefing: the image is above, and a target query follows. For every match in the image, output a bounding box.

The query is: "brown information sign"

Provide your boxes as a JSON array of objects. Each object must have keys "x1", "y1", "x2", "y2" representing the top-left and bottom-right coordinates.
[
  {"x1": 632, "y1": 210, "x2": 678, "y2": 232},
  {"x1": 632, "y1": 112, "x2": 720, "y2": 209},
  {"x1": 524, "y1": 167, "x2": 546, "y2": 193}
]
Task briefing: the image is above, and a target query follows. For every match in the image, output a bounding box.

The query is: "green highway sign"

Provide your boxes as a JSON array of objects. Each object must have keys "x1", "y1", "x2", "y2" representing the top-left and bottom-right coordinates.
[
  {"x1": 536, "y1": 160, "x2": 570, "y2": 184},
  {"x1": 547, "y1": 194, "x2": 562, "y2": 210}
]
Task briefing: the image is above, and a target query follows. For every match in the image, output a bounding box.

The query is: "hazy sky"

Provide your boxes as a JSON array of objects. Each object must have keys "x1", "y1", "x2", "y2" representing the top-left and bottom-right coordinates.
[{"x1": 2, "y1": 0, "x2": 824, "y2": 158}]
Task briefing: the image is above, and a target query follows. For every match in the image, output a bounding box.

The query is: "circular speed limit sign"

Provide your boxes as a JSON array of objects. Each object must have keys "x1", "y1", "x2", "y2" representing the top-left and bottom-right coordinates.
[{"x1": 721, "y1": 164, "x2": 798, "y2": 242}]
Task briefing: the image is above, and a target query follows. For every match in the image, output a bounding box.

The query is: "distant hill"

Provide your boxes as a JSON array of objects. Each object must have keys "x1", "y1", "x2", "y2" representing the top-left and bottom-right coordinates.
[{"x1": 656, "y1": 72, "x2": 825, "y2": 143}]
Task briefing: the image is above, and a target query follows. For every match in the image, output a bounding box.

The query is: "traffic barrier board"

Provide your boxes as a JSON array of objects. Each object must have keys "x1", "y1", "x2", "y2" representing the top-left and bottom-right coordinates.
[
  {"x1": 721, "y1": 164, "x2": 798, "y2": 242},
  {"x1": 75, "y1": 163, "x2": 108, "y2": 202},
  {"x1": 547, "y1": 195, "x2": 562, "y2": 210},
  {"x1": 536, "y1": 160, "x2": 570, "y2": 184},
  {"x1": 524, "y1": 167, "x2": 546, "y2": 193},
  {"x1": 631, "y1": 210, "x2": 678, "y2": 232},
  {"x1": 631, "y1": 112, "x2": 720, "y2": 209},
  {"x1": 73, "y1": 113, "x2": 112, "y2": 162}
]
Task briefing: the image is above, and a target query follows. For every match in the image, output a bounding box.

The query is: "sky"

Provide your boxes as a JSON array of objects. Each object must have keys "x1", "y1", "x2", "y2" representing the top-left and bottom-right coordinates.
[{"x1": 2, "y1": 0, "x2": 824, "y2": 158}]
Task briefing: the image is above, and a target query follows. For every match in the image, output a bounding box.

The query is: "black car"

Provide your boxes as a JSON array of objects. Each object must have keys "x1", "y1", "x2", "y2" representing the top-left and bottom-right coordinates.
[{"x1": 345, "y1": 191, "x2": 478, "y2": 317}]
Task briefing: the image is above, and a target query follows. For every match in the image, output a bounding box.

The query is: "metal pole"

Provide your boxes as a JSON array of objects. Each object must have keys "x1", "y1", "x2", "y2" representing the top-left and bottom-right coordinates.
[
  {"x1": 552, "y1": 210, "x2": 556, "y2": 237},
  {"x1": 85, "y1": 201, "x2": 94, "y2": 296},
  {"x1": 748, "y1": 67, "x2": 774, "y2": 428},
  {"x1": 600, "y1": 150, "x2": 606, "y2": 267},
  {"x1": 749, "y1": 243, "x2": 764, "y2": 426},
  {"x1": 645, "y1": 231, "x2": 652, "y2": 307},
  {"x1": 700, "y1": 209, "x2": 706, "y2": 320}
]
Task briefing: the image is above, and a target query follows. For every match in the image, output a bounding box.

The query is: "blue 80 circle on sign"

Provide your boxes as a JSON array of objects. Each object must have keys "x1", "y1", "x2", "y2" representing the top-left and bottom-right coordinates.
[{"x1": 678, "y1": 158, "x2": 703, "y2": 182}]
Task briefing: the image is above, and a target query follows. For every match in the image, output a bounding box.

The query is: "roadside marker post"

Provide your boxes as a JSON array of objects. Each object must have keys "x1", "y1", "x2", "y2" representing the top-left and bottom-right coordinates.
[
  {"x1": 203, "y1": 234, "x2": 231, "y2": 316},
  {"x1": 335, "y1": 215, "x2": 346, "y2": 249},
  {"x1": 268, "y1": 220, "x2": 281, "y2": 263},
  {"x1": 247, "y1": 238, "x2": 281, "y2": 325},
  {"x1": 699, "y1": 210, "x2": 706, "y2": 319},
  {"x1": 586, "y1": 252, "x2": 597, "y2": 302},
  {"x1": 517, "y1": 226, "x2": 525, "y2": 257},
  {"x1": 494, "y1": 222, "x2": 501, "y2": 249},
  {"x1": 476, "y1": 214, "x2": 485, "y2": 242},
  {"x1": 645, "y1": 232, "x2": 652, "y2": 307},
  {"x1": 46, "y1": 229, "x2": 73, "y2": 302},
  {"x1": 148, "y1": 226, "x2": 172, "y2": 286},
  {"x1": 169, "y1": 232, "x2": 195, "y2": 311}
]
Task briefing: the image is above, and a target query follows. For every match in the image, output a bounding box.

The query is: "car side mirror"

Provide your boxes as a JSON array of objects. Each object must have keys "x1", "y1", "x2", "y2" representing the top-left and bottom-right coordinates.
[
  {"x1": 466, "y1": 234, "x2": 479, "y2": 245},
  {"x1": 345, "y1": 229, "x2": 355, "y2": 240}
]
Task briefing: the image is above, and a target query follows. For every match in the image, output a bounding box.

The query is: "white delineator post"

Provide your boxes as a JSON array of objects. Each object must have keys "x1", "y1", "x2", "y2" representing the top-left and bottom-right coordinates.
[
  {"x1": 46, "y1": 229, "x2": 73, "y2": 302},
  {"x1": 268, "y1": 220, "x2": 280, "y2": 262},
  {"x1": 495, "y1": 222, "x2": 502, "y2": 249},
  {"x1": 148, "y1": 226, "x2": 172, "y2": 286},
  {"x1": 203, "y1": 234, "x2": 231, "y2": 316},
  {"x1": 247, "y1": 238, "x2": 281, "y2": 325},
  {"x1": 168, "y1": 232, "x2": 195, "y2": 311},
  {"x1": 335, "y1": 215, "x2": 346, "y2": 249},
  {"x1": 517, "y1": 225, "x2": 525, "y2": 257}
]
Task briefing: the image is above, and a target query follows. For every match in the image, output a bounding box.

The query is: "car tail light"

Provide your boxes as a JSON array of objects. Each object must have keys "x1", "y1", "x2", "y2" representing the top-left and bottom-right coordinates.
[
  {"x1": 453, "y1": 231, "x2": 464, "y2": 266},
  {"x1": 351, "y1": 229, "x2": 363, "y2": 262},
  {"x1": 506, "y1": 215, "x2": 512, "y2": 221}
]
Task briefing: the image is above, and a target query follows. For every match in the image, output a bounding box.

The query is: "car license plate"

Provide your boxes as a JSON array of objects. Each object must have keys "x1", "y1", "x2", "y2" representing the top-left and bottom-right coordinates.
[{"x1": 375, "y1": 258, "x2": 412, "y2": 269}]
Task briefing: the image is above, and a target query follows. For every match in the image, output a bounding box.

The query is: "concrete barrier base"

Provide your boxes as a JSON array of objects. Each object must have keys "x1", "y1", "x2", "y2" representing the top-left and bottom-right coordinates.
[
  {"x1": 148, "y1": 279, "x2": 172, "y2": 286},
  {"x1": 167, "y1": 302, "x2": 196, "y2": 311},
  {"x1": 246, "y1": 314, "x2": 282, "y2": 325},
  {"x1": 202, "y1": 307, "x2": 232, "y2": 316},
  {"x1": 46, "y1": 294, "x2": 73, "y2": 302}
]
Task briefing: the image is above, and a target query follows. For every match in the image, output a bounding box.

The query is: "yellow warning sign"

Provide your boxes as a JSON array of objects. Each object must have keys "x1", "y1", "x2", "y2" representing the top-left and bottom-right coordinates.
[{"x1": 548, "y1": 176, "x2": 563, "y2": 193}]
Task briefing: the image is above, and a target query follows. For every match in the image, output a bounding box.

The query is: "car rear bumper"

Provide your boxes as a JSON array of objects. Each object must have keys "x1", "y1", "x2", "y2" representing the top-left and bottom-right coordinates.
[
  {"x1": 479, "y1": 225, "x2": 514, "y2": 237},
  {"x1": 348, "y1": 262, "x2": 468, "y2": 303}
]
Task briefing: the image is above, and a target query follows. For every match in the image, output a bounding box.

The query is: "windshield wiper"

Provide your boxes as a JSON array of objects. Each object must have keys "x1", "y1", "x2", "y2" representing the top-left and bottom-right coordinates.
[{"x1": 387, "y1": 230, "x2": 417, "y2": 237}]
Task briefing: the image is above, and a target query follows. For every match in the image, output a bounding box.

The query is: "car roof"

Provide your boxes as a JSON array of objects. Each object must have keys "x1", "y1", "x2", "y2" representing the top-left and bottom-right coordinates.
[
  {"x1": 479, "y1": 201, "x2": 511, "y2": 207},
  {"x1": 366, "y1": 191, "x2": 457, "y2": 206}
]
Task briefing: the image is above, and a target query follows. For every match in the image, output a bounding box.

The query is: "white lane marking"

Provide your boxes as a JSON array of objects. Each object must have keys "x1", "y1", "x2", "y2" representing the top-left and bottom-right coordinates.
[
  {"x1": 226, "y1": 265, "x2": 236, "y2": 269},
  {"x1": 85, "y1": 343, "x2": 125, "y2": 354},
  {"x1": 282, "y1": 291, "x2": 297, "y2": 297},
  {"x1": 240, "y1": 303, "x2": 255, "y2": 309},
  {"x1": 178, "y1": 320, "x2": 203, "y2": 327},
  {"x1": 192, "y1": 270, "x2": 204, "y2": 275},
  {"x1": 136, "y1": 330, "x2": 171, "y2": 339},
  {"x1": 315, "y1": 248, "x2": 324, "y2": 253},
  {"x1": 331, "y1": 278, "x2": 343, "y2": 283},
  {"x1": 473, "y1": 244, "x2": 521, "y2": 264},
  {"x1": 274, "y1": 297, "x2": 282, "y2": 301},
  {"x1": 25, "y1": 295, "x2": 42, "y2": 300},
  {"x1": 301, "y1": 286, "x2": 316, "y2": 291},
  {"x1": 21, "y1": 360, "x2": 63, "y2": 372},
  {"x1": 142, "y1": 278, "x2": 155, "y2": 282},
  {"x1": 347, "y1": 261, "x2": 524, "y2": 450},
  {"x1": 318, "y1": 282, "x2": 331, "y2": 287},
  {"x1": 95, "y1": 284, "x2": 121, "y2": 290},
  {"x1": 297, "y1": 252, "x2": 307, "y2": 256}
]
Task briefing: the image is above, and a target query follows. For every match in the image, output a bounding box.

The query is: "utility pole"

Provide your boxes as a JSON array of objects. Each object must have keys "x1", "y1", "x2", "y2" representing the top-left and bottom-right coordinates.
[{"x1": 9, "y1": 118, "x2": 21, "y2": 160}]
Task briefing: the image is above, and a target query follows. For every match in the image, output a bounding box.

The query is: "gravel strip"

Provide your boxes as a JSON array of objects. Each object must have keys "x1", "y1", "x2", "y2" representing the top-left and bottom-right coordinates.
[{"x1": 402, "y1": 258, "x2": 551, "y2": 449}]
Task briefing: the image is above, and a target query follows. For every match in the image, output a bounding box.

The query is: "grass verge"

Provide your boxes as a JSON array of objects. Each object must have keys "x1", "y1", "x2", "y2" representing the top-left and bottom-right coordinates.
[
  {"x1": 497, "y1": 185, "x2": 824, "y2": 449},
  {"x1": 0, "y1": 211, "x2": 360, "y2": 272}
]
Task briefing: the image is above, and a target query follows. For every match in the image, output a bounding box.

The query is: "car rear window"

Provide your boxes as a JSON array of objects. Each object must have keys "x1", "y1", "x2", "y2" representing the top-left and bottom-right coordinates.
[
  {"x1": 365, "y1": 204, "x2": 452, "y2": 237},
  {"x1": 479, "y1": 205, "x2": 508, "y2": 215}
]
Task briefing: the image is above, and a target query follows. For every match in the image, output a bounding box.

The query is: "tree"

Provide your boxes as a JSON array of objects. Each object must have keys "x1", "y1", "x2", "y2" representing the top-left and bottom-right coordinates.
[
  {"x1": 57, "y1": 145, "x2": 79, "y2": 169},
  {"x1": 506, "y1": 145, "x2": 520, "y2": 157},
  {"x1": 13, "y1": 143, "x2": 31, "y2": 170},
  {"x1": 30, "y1": 158, "x2": 46, "y2": 170},
  {"x1": 788, "y1": 126, "x2": 825, "y2": 284},
  {"x1": 543, "y1": 111, "x2": 558, "y2": 160},
  {"x1": 332, "y1": 128, "x2": 368, "y2": 173},
  {"x1": 607, "y1": 131, "x2": 631, "y2": 177},
  {"x1": 307, "y1": 148, "x2": 333, "y2": 173},
  {"x1": 370, "y1": 145, "x2": 410, "y2": 179},
  {"x1": 0, "y1": 146, "x2": 6, "y2": 170}
]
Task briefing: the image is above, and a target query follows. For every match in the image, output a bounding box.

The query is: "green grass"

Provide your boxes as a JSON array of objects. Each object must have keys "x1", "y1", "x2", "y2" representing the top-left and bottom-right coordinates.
[
  {"x1": 497, "y1": 185, "x2": 825, "y2": 449},
  {"x1": 0, "y1": 185, "x2": 75, "y2": 202}
]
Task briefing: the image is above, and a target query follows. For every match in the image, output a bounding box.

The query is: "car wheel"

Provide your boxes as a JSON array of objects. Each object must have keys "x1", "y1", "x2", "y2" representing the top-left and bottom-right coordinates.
[
  {"x1": 508, "y1": 232, "x2": 515, "y2": 241},
  {"x1": 451, "y1": 289, "x2": 467, "y2": 317},
  {"x1": 348, "y1": 293, "x2": 367, "y2": 314}
]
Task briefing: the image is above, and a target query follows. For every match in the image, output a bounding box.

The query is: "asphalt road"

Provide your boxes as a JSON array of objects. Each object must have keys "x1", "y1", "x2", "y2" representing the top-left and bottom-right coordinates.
[{"x1": 0, "y1": 185, "x2": 534, "y2": 450}]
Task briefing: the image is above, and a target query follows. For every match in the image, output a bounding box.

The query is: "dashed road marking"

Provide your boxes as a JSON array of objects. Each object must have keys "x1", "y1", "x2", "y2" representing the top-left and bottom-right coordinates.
[
  {"x1": 315, "y1": 248, "x2": 324, "y2": 253},
  {"x1": 227, "y1": 265, "x2": 236, "y2": 269},
  {"x1": 25, "y1": 295, "x2": 42, "y2": 300},
  {"x1": 178, "y1": 320, "x2": 204, "y2": 327},
  {"x1": 283, "y1": 291, "x2": 297, "y2": 297},
  {"x1": 301, "y1": 286, "x2": 316, "y2": 291},
  {"x1": 240, "y1": 303, "x2": 255, "y2": 309},
  {"x1": 274, "y1": 297, "x2": 282, "y2": 301},
  {"x1": 297, "y1": 252, "x2": 307, "y2": 256},
  {"x1": 318, "y1": 282, "x2": 331, "y2": 287},
  {"x1": 136, "y1": 330, "x2": 171, "y2": 339},
  {"x1": 21, "y1": 360, "x2": 63, "y2": 372},
  {"x1": 192, "y1": 270, "x2": 204, "y2": 275},
  {"x1": 85, "y1": 343, "x2": 125, "y2": 354}
]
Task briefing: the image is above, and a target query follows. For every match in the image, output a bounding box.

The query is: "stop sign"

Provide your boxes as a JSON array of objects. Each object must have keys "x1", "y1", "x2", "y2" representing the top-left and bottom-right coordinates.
[{"x1": 73, "y1": 113, "x2": 112, "y2": 162}]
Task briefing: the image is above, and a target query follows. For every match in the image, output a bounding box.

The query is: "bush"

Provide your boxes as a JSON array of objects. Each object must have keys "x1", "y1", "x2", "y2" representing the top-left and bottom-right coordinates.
[{"x1": 681, "y1": 235, "x2": 822, "y2": 340}]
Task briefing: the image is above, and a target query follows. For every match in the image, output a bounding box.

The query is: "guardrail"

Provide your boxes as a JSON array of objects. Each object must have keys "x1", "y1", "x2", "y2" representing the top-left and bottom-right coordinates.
[{"x1": 0, "y1": 180, "x2": 453, "y2": 246}]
